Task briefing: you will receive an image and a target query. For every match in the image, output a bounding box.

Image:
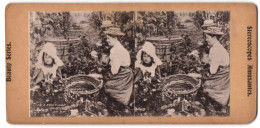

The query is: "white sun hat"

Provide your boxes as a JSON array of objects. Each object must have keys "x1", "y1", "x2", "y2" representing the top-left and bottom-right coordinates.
[
  {"x1": 35, "y1": 43, "x2": 64, "y2": 77},
  {"x1": 135, "y1": 41, "x2": 163, "y2": 76}
]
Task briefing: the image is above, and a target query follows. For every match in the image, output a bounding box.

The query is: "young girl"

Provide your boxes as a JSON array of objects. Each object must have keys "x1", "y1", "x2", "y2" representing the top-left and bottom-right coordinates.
[
  {"x1": 133, "y1": 42, "x2": 163, "y2": 115},
  {"x1": 32, "y1": 43, "x2": 64, "y2": 90},
  {"x1": 135, "y1": 41, "x2": 163, "y2": 83}
]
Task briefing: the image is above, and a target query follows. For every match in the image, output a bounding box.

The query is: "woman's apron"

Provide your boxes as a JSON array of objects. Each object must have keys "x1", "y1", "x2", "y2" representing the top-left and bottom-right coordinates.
[
  {"x1": 104, "y1": 67, "x2": 134, "y2": 106},
  {"x1": 203, "y1": 66, "x2": 230, "y2": 106}
]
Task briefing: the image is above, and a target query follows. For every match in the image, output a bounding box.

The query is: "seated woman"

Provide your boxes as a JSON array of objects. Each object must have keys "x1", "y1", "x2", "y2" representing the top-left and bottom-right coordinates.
[
  {"x1": 135, "y1": 41, "x2": 163, "y2": 84},
  {"x1": 32, "y1": 43, "x2": 64, "y2": 94},
  {"x1": 101, "y1": 29, "x2": 134, "y2": 116},
  {"x1": 194, "y1": 28, "x2": 230, "y2": 114}
]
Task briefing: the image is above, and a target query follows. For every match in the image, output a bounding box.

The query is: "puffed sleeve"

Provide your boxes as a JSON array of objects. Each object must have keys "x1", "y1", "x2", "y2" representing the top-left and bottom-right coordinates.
[
  {"x1": 209, "y1": 49, "x2": 220, "y2": 74},
  {"x1": 109, "y1": 49, "x2": 121, "y2": 75}
]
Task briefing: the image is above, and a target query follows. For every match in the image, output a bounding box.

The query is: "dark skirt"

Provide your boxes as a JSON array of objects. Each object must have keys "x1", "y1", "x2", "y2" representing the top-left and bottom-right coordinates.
[
  {"x1": 104, "y1": 67, "x2": 134, "y2": 106},
  {"x1": 203, "y1": 66, "x2": 230, "y2": 106}
]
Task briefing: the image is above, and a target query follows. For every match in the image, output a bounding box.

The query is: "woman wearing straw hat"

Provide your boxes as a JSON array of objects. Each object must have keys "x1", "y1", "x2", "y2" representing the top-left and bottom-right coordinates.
[
  {"x1": 195, "y1": 27, "x2": 230, "y2": 114},
  {"x1": 102, "y1": 27, "x2": 134, "y2": 116}
]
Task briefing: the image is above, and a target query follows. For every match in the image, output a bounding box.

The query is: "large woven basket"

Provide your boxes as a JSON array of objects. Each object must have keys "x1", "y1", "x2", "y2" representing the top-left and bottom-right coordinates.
[
  {"x1": 64, "y1": 75, "x2": 103, "y2": 95},
  {"x1": 162, "y1": 74, "x2": 200, "y2": 95}
]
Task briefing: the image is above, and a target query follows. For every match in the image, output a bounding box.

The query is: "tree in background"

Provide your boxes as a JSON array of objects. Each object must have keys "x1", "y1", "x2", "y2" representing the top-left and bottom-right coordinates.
[
  {"x1": 35, "y1": 12, "x2": 71, "y2": 38},
  {"x1": 166, "y1": 11, "x2": 175, "y2": 34},
  {"x1": 192, "y1": 11, "x2": 205, "y2": 29},
  {"x1": 215, "y1": 11, "x2": 230, "y2": 24},
  {"x1": 89, "y1": 12, "x2": 102, "y2": 30},
  {"x1": 216, "y1": 11, "x2": 230, "y2": 52},
  {"x1": 137, "y1": 11, "x2": 176, "y2": 37}
]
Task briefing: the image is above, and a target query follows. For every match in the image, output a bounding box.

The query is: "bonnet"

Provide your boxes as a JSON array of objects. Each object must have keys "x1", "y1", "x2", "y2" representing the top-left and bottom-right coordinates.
[
  {"x1": 35, "y1": 43, "x2": 63, "y2": 77},
  {"x1": 135, "y1": 41, "x2": 163, "y2": 77}
]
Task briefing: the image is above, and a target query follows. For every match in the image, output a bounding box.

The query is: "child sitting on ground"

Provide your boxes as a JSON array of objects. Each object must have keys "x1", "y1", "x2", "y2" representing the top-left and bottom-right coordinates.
[{"x1": 32, "y1": 43, "x2": 64, "y2": 94}]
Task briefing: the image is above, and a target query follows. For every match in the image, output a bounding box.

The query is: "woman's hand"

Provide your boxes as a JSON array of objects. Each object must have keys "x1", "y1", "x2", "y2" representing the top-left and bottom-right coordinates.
[
  {"x1": 201, "y1": 53, "x2": 210, "y2": 64},
  {"x1": 143, "y1": 76, "x2": 152, "y2": 84},
  {"x1": 45, "y1": 73, "x2": 54, "y2": 84}
]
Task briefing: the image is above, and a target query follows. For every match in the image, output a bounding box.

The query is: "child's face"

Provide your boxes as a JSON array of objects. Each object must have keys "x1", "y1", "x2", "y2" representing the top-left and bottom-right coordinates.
[
  {"x1": 43, "y1": 53, "x2": 54, "y2": 65},
  {"x1": 142, "y1": 52, "x2": 152, "y2": 64}
]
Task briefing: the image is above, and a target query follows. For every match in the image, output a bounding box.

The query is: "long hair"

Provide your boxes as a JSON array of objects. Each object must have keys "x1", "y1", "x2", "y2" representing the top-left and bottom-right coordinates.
[
  {"x1": 141, "y1": 51, "x2": 155, "y2": 67},
  {"x1": 42, "y1": 52, "x2": 56, "y2": 67}
]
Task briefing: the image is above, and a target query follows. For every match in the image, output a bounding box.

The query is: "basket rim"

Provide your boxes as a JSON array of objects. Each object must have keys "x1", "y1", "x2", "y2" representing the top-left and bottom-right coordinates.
[
  {"x1": 162, "y1": 74, "x2": 201, "y2": 95},
  {"x1": 65, "y1": 74, "x2": 103, "y2": 95}
]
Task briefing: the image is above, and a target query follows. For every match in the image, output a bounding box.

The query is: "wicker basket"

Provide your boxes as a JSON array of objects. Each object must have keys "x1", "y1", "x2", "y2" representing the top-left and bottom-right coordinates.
[
  {"x1": 162, "y1": 74, "x2": 200, "y2": 95},
  {"x1": 64, "y1": 75, "x2": 103, "y2": 96}
]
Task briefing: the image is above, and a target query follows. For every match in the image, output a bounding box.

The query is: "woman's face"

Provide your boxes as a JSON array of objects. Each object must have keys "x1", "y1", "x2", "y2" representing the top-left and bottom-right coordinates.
[
  {"x1": 43, "y1": 53, "x2": 54, "y2": 65},
  {"x1": 142, "y1": 52, "x2": 152, "y2": 64},
  {"x1": 205, "y1": 34, "x2": 215, "y2": 46},
  {"x1": 106, "y1": 35, "x2": 116, "y2": 46}
]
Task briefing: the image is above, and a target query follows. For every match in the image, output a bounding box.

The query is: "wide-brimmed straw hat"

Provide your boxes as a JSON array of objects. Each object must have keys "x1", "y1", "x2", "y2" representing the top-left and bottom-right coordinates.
[
  {"x1": 101, "y1": 20, "x2": 114, "y2": 28},
  {"x1": 202, "y1": 20, "x2": 217, "y2": 28},
  {"x1": 203, "y1": 27, "x2": 224, "y2": 35},
  {"x1": 104, "y1": 27, "x2": 125, "y2": 36}
]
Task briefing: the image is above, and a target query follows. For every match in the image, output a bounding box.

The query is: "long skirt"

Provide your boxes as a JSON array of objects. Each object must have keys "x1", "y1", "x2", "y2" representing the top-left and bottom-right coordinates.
[
  {"x1": 104, "y1": 67, "x2": 134, "y2": 106},
  {"x1": 203, "y1": 66, "x2": 230, "y2": 106}
]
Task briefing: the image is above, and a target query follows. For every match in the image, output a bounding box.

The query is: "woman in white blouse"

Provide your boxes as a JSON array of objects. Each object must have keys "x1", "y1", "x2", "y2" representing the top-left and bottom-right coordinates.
[
  {"x1": 101, "y1": 30, "x2": 134, "y2": 116},
  {"x1": 199, "y1": 28, "x2": 230, "y2": 112}
]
